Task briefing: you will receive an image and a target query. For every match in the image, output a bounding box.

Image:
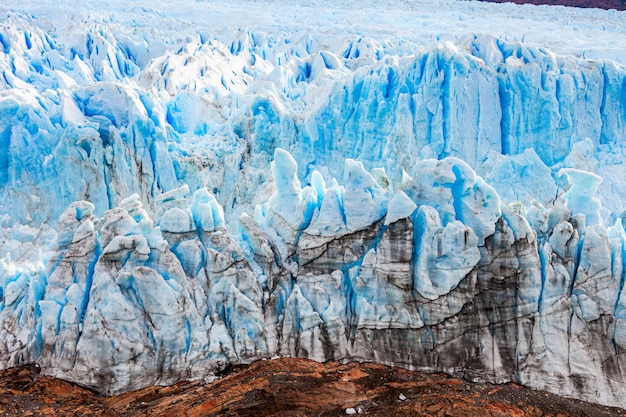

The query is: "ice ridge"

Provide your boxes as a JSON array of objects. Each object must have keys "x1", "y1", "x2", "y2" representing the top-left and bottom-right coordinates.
[{"x1": 2, "y1": 11, "x2": 626, "y2": 232}]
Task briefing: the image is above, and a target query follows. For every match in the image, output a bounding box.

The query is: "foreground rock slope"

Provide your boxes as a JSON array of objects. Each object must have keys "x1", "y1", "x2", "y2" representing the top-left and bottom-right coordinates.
[{"x1": 1, "y1": 358, "x2": 624, "y2": 417}]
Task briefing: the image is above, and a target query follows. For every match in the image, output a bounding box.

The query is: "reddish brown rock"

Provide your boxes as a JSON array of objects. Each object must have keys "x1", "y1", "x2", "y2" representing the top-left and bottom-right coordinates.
[{"x1": 1, "y1": 359, "x2": 625, "y2": 416}]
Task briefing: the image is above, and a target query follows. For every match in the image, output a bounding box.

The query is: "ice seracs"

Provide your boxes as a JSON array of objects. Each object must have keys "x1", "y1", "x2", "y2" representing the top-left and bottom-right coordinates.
[
  {"x1": 2, "y1": 148, "x2": 626, "y2": 408},
  {"x1": 2, "y1": 0, "x2": 626, "y2": 409},
  {"x1": 559, "y1": 168, "x2": 603, "y2": 226}
]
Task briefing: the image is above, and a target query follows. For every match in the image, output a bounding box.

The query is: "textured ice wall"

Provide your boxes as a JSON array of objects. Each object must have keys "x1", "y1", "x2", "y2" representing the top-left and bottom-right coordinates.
[
  {"x1": 2, "y1": 149, "x2": 626, "y2": 409},
  {"x1": 1, "y1": 7, "x2": 626, "y2": 237},
  {"x1": 2, "y1": 0, "x2": 626, "y2": 408}
]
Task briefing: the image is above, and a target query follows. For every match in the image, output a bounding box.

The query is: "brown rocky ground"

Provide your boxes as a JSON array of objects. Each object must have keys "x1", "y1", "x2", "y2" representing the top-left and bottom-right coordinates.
[
  {"x1": 478, "y1": 0, "x2": 625, "y2": 11},
  {"x1": 0, "y1": 359, "x2": 625, "y2": 416}
]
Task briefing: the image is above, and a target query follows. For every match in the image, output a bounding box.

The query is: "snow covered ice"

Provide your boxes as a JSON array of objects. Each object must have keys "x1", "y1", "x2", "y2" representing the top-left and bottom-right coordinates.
[{"x1": 1, "y1": 0, "x2": 626, "y2": 408}]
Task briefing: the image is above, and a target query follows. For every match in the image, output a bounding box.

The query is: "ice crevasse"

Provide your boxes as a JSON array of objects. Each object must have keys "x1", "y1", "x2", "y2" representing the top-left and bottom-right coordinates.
[{"x1": 2, "y1": 1, "x2": 626, "y2": 409}]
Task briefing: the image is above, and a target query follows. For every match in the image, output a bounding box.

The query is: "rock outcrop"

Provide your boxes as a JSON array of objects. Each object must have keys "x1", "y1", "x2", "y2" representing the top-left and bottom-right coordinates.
[
  {"x1": 1, "y1": 359, "x2": 625, "y2": 417},
  {"x1": 480, "y1": 0, "x2": 625, "y2": 11}
]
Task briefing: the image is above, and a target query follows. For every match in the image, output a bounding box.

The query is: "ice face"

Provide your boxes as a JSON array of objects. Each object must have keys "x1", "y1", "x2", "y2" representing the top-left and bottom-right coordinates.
[
  {"x1": 2, "y1": 0, "x2": 626, "y2": 409},
  {"x1": 1, "y1": 1, "x2": 626, "y2": 230},
  {"x1": 1, "y1": 148, "x2": 625, "y2": 409}
]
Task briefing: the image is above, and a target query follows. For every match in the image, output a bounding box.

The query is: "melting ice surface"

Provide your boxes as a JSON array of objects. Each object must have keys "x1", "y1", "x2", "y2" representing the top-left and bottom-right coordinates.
[{"x1": 2, "y1": 0, "x2": 626, "y2": 408}]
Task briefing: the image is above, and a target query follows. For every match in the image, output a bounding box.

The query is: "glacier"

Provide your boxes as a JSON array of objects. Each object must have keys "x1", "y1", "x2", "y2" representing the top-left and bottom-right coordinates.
[{"x1": 2, "y1": 0, "x2": 626, "y2": 408}]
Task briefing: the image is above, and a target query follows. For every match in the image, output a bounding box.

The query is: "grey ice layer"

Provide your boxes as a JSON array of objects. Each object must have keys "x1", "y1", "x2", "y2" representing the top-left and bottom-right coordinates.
[{"x1": 2, "y1": 148, "x2": 626, "y2": 410}]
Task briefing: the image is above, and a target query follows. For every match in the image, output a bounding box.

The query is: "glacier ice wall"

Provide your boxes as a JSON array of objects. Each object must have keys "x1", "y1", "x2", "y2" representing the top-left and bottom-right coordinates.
[
  {"x1": 1, "y1": 5, "x2": 626, "y2": 233},
  {"x1": 2, "y1": 0, "x2": 626, "y2": 408},
  {"x1": 3, "y1": 148, "x2": 626, "y2": 409}
]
